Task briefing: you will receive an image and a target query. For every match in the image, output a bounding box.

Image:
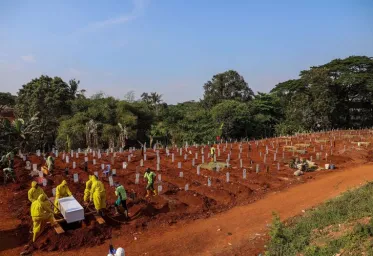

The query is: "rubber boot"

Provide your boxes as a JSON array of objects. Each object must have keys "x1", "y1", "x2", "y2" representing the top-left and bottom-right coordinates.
[
  {"x1": 153, "y1": 189, "x2": 158, "y2": 196},
  {"x1": 145, "y1": 190, "x2": 151, "y2": 198}
]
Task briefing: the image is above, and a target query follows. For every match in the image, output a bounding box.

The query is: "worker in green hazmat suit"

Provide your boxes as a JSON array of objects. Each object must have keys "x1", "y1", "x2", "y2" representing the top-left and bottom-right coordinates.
[
  {"x1": 144, "y1": 168, "x2": 157, "y2": 197},
  {"x1": 31, "y1": 194, "x2": 56, "y2": 242},
  {"x1": 114, "y1": 183, "x2": 128, "y2": 218},
  {"x1": 90, "y1": 175, "x2": 106, "y2": 216},
  {"x1": 54, "y1": 180, "x2": 72, "y2": 213},
  {"x1": 28, "y1": 181, "x2": 47, "y2": 203},
  {"x1": 84, "y1": 175, "x2": 93, "y2": 203},
  {"x1": 46, "y1": 155, "x2": 54, "y2": 175}
]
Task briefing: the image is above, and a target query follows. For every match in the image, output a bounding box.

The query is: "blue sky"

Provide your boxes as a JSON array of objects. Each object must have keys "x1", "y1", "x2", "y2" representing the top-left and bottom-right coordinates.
[{"x1": 0, "y1": 0, "x2": 372, "y2": 104}]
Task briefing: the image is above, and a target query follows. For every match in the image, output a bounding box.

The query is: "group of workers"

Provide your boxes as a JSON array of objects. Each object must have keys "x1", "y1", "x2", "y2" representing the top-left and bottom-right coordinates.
[{"x1": 27, "y1": 163, "x2": 158, "y2": 243}]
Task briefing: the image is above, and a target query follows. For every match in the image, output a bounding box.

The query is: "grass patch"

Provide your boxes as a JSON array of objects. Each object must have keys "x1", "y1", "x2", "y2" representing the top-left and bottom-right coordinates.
[{"x1": 265, "y1": 182, "x2": 373, "y2": 256}]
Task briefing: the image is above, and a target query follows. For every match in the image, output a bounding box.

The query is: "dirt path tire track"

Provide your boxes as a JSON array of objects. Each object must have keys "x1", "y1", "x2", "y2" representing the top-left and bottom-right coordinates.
[{"x1": 4, "y1": 164, "x2": 373, "y2": 256}]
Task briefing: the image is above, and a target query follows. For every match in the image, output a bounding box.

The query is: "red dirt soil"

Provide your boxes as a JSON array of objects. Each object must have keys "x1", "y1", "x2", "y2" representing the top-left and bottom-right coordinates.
[{"x1": 1, "y1": 130, "x2": 373, "y2": 255}]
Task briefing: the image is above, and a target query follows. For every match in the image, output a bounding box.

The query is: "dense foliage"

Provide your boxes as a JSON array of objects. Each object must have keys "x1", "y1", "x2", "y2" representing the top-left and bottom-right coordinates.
[{"x1": 0, "y1": 56, "x2": 372, "y2": 153}]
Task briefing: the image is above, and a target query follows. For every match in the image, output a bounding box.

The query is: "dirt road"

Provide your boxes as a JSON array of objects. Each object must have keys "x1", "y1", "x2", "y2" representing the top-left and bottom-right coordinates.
[{"x1": 18, "y1": 163, "x2": 371, "y2": 256}]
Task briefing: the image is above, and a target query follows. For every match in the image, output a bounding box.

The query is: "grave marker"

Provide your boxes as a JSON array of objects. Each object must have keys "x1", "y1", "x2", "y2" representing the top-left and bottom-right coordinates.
[
  {"x1": 73, "y1": 173, "x2": 79, "y2": 183},
  {"x1": 158, "y1": 185, "x2": 163, "y2": 193},
  {"x1": 185, "y1": 184, "x2": 189, "y2": 191},
  {"x1": 73, "y1": 162, "x2": 76, "y2": 169},
  {"x1": 135, "y1": 173, "x2": 140, "y2": 184},
  {"x1": 109, "y1": 176, "x2": 114, "y2": 186},
  {"x1": 243, "y1": 169, "x2": 247, "y2": 179},
  {"x1": 207, "y1": 177, "x2": 211, "y2": 187},
  {"x1": 226, "y1": 172, "x2": 230, "y2": 182},
  {"x1": 140, "y1": 159, "x2": 144, "y2": 167},
  {"x1": 197, "y1": 165, "x2": 200, "y2": 175},
  {"x1": 179, "y1": 171, "x2": 183, "y2": 178},
  {"x1": 94, "y1": 171, "x2": 98, "y2": 177},
  {"x1": 256, "y1": 164, "x2": 260, "y2": 173},
  {"x1": 66, "y1": 156, "x2": 69, "y2": 163},
  {"x1": 52, "y1": 188, "x2": 56, "y2": 196}
]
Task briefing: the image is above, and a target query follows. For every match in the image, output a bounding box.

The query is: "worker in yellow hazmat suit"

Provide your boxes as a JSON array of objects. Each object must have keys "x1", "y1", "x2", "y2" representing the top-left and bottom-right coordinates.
[
  {"x1": 210, "y1": 146, "x2": 216, "y2": 162},
  {"x1": 84, "y1": 175, "x2": 93, "y2": 202},
  {"x1": 90, "y1": 175, "x2": 106, "y2": 216},
  {"x1": 28, "y1": 181, "x2": 47, "y2": 203},
  {"x1": 31, "y1": 194, "x2": 56, "y2": 242},
  {"x1": 54, "y1": 180, "x2": 72, "y2": 213}
]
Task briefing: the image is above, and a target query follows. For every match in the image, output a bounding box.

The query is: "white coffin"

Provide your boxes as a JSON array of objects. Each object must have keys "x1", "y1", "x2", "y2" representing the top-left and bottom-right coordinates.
[{"x1": 58, "y1": 196, "x2": 84, "y2": 223}]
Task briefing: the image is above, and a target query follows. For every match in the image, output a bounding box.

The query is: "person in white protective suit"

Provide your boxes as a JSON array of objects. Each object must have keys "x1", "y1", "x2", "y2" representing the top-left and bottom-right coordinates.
[{"x1": 107, "y1": 247, "x2": 125, "y2": 256}]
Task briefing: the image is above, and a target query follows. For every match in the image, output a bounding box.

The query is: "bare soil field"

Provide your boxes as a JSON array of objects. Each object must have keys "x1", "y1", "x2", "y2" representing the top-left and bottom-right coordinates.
[{"x1": 1, "y1": 130, "x2": 373, "y2": 255}]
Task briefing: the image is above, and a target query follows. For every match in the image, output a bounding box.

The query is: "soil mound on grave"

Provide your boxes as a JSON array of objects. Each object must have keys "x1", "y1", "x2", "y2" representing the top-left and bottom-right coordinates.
[{"x1": 33, "y1": 217, "x2": 112, "y2": 251}]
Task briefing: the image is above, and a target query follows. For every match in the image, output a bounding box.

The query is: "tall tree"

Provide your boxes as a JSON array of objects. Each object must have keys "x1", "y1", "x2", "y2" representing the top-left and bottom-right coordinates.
[
  {"x1": 16, "y1": 75, "x2": 76, "y2": 150},
  {"x1": 211, "y1": 100, "x2": 251, "y2": 140},
  {"x1": 203, "y1": 70, "x2": 254, "y2": 108}
]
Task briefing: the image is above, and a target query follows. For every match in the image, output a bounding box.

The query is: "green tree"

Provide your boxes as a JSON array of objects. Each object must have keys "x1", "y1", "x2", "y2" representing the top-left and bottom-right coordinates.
[
  {"x1": 203, "y1": 70, "x2": 254, "y2": 108},
  {"x1": 211, "y1": 100, "x2": 251, "y2": 140},
  {"x1": 16, "y1": 75, "x2": 76, "y2": 150},
  {"x1": 0, "y1": 92, "x2": 16, "y2": 111}
]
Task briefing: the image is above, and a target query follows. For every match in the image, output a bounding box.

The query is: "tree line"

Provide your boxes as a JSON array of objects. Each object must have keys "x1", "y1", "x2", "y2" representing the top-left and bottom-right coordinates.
[{"x1": 0, "y1": 55, "x2": 372, "y2": 153}]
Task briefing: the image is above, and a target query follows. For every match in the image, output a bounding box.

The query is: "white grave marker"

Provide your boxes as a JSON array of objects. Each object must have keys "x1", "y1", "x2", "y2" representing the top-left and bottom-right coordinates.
[
  {"x1": 243, "y1": 169, "x2": 247, "y2": 179},
  {"x1": 185, "y1": 184, "x2": 189, "y2": 191},
  {"x1": 179, "y1": 171, "x2": 183, "y2": 178},
  {"x1": 73, "y1": 173, "x2": 79, "y2": 183},
  {"x1": 135, "y1": 173, "x2": 140, "y2": 184},
  {"x1": 109, "y1": 176, "x2": 114, "y2": 186},
  {"x1": 226, "y1": 172, "x2": 230, "y2": 182}
]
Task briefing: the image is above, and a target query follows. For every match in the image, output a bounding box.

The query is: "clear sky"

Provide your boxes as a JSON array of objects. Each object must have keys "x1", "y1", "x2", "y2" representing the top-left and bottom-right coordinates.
[{"x1": 0, "y1": 0, "x2": 372, "y2": 104}]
